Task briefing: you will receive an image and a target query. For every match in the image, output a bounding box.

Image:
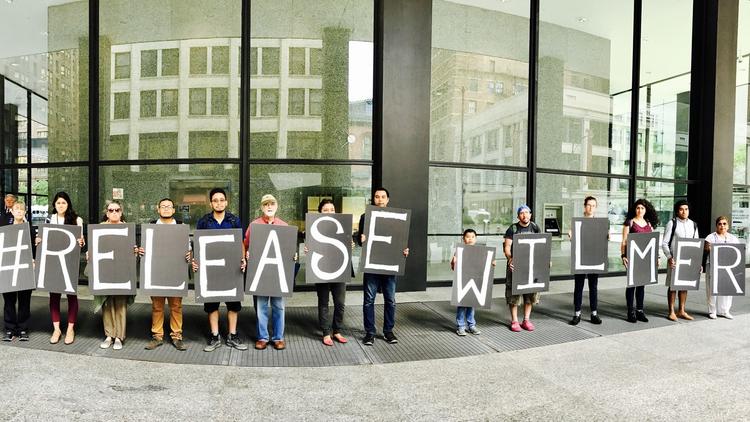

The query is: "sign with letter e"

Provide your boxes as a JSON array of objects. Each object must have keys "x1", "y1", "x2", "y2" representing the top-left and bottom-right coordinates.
[{"x1": 359, "y1": 205, "x2": 411, "y2": 276}]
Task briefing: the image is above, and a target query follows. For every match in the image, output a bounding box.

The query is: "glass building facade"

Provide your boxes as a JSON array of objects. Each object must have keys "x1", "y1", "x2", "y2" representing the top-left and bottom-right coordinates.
[{"x1": 0, "y1": 0, "x2": 745, "y2": 290}]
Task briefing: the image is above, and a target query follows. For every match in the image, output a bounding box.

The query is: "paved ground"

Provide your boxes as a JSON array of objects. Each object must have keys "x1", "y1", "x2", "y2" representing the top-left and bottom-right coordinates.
[{"x1": 1, "y1": 275, "x2": 749, "y2": 420}]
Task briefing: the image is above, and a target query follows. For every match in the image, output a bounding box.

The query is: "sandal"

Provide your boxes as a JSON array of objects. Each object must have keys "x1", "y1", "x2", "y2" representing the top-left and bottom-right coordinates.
[
  {"x1": 64, "y1": 329, "x2": 75, "y2": 345},
  {"x1": 49, "y1": 329, "x2": 62, "y2": 344}
]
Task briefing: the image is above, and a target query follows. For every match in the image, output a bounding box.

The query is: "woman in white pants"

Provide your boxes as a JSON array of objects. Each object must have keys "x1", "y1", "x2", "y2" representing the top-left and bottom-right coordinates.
[{"x1": 704, "y1": 216, "x2": 738, "y2": 319}]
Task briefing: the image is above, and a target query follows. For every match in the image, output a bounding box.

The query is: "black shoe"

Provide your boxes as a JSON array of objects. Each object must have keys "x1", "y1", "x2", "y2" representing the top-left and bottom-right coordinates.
[
  {"x1": 18, "y1": 331, "x2": 29, "y2": 341},
  {"x1": 226, "y1": 333, "x2": 248, "y2": 351},
  {"x1": 626, "y1": 312, "x2": 637, "y2": 323},
  {"x1": 3, "y1": 331, "x2": 13, "y2": 341},
  {"x1": 636, "y1": 311, "x2": 649, "y2": 323},
  {"x1": 590, "y1": 314, "x2": 602, "y2": 325},
  {"x1": 384, "y1": 332, "x2": 398, "y2": 344},
  {"x1": 203, "y1": 334, "x2": 222, "y2": 352},
  {"x1": 362, "y1": 334, "x2": 375, "y2": 346},
  {"x1": 569, "y1": 315, "x2": 581, "y2": 326}
]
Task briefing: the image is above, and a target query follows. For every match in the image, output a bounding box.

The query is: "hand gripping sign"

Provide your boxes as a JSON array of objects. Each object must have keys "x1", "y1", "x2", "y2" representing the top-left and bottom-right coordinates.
[
  {"x1": 511, "y1": 233, "x2": 552, "y2": 295},
  {"x1": 0, "y1": 223, "x2": 35, "y2": 294},
  {"x1": 710, "y1": 243, "x2": 746, "y2": 296},
  {"x1": 358, "y1": 205, "x2": 411, "y2": 276},
  {"x1": 668, "y1": 238, "x2": 704, "y2": 291},
  {"x1": 193, "y1": 228, "x2": 244, "y2": 303},
  {"x1": 35, "y1": 224, "x2": 82, "y2": 294},
  {"x1": 570, "y1": 217, "x2": 608, "y2": 274},
  {"x1": 305, "y1": 213, "x2": 353, "y2": 284},
  {"x1": 626, "y1": 232, "x2": 661, "y2": 287},
  {"x1": 139, "y1": 224, "x2": 190, "y2": 297},
  {"x1": 88, "y1": 224, "x2": 137, "y2": 295},
  {"x1": 450, "y1": 243, "x2": 495, "y2": 309},
  {"x1": 246, "y1": 224, "x2": 298, "y2": 298}
]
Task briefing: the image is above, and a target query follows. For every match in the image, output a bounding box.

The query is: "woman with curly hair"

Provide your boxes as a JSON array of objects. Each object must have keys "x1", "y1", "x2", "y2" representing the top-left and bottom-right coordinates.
[{"x1": 620, "y1": 198, "x2": 659, "y2": 323}]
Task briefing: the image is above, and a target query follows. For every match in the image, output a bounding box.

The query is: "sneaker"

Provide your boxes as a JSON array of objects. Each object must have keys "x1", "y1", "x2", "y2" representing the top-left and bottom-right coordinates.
[
  {"x1": 2, "y1": 331, "x2": 12, "y2": 342},
  {"x1": 708, "y1": 312, "x2": 717, "y2": 320},
  {"x1": 362, "y1": 334, "x2": 375, "y2": 346},
  {"x1": 510, "y1": 321, "x2": 522, "y2": 332},
  {"x1": 626, "y1": 312, "x2": 637, "y2": 323},
  {"x1": 569, "y1": 315, "x2": 581, "y2": 326},
  {"x1": 113, "y1": 338, "x2": 123, "y2": 350},
  {"x1": 18, "y1": 331, "x2": 29, "y2": 341},
  {"x1": 99, "y1": 336, "x2": 113, "y2": 349},
  {"x1": 520, "y1": 320, "x2": 535, "y2": 331},
  {"x1": 590, "y1": 314, "x2": 602, "y2": 325},
  {"x1": 384, "y1": 332, "x2": 398, "y2": 344},
  {"x1": 144, "y1": 338, "x2": 163, "y2": 350},
  {"x1": 203, "y1": 334, "x2": 222, "y2": 352},
  {"x1": 467, "y1": 326, "x2": 481, "y2": 335},
  {"x1": 456, "y1": 328, "x2": 467, "y2": 336},
  {"x1": 172, "y1": 339, "x2": 187, "y2": 351},
  {"x1": 720, "y1": 312, "x2": 734, "y2": 320},
  {"x1": 636, "y1": 311, "x2": 649, "y2": 323},
  {"x1": 226, "y1": 333, "x2": 248, "y2": 351}
]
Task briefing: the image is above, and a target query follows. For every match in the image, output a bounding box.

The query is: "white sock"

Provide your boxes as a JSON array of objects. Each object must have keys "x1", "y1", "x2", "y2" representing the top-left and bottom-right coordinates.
[
  {"x1": 575, "y1": 311, "x2": 581, "y2": 317},
  {"x1": 591, "y1": 310, "x2": 597, "y2": 316}
]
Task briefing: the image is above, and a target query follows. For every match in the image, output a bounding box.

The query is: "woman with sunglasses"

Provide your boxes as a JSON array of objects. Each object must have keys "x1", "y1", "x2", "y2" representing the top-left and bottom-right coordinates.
[
  {"x1": 93, "y1": 200, "x2": 135, "y2": 351},
  {"x1": 704, "y1": 216, "x2": 739, "y2": 319}
]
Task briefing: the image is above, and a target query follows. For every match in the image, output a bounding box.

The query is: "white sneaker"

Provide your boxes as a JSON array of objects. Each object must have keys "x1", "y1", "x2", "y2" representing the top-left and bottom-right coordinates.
[
  {"x1": 99, "y1": 336, "x2": 113, "y2": 349},
  {"x1": 708, "y1": 313, "x2": 717, "y2": 320},
  {"x1": 720, "y1": 312, "x2": 734, "y2": 320},
  {"x1": 113, "y1": 338, "x2": 123, "y2": 350}
]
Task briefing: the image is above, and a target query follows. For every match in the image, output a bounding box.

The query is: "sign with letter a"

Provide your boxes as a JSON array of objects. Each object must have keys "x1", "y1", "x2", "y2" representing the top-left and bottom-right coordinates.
[
  {"x1": 246, "y1": 224, "x2": 298, "y2": 297},
  {"x1": 450, "y1": 243, "x2": 495, "y2": 309}
]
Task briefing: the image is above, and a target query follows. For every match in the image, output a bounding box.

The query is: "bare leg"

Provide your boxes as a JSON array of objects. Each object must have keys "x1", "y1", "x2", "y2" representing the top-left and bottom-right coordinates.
[
  {"x1": 208, "y1": 311, "x2": 219, "y2": 335},
  {"x1": 228, "y1": 310, "x2": 238, "y2": 334},
  {"x1": 523, "y1": 303, "x2": 532, "y2": 320},
  {"x1": 667, "y1": 290, "x2": 677, "y2": 320},
  {"x1": 508, "y1": 304, "x2": 518, "y2": 323}
]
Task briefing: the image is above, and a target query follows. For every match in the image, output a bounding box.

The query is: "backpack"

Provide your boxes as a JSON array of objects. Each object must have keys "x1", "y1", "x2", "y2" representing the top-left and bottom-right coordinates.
[
  {"x1": 667, "y1": 217, "x2": 698, "y2": 250},
  {"x1": 510, "y1": 221, "x2": 540, "y2": 235}
]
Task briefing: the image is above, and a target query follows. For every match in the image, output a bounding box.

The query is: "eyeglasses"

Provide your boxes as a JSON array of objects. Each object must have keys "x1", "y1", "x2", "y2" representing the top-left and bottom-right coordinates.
[{"x1": 107, "y1": 208, "x2": 122, "y2": 213}]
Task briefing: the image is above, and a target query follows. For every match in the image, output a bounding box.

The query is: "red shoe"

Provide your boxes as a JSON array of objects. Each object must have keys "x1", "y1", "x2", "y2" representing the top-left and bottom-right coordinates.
[
  {"x1": 332, "y1": 333, "x2": 348, "y2": 344},
  {"x1": 322, "y1": 336, "x2": 334, "y2": 346},
  {"x1": 520, "y1": 320, "x2": 535, "y2": 331},
  {"x1": 510, "y1": 321, "x2": 522, "y2": 332}
]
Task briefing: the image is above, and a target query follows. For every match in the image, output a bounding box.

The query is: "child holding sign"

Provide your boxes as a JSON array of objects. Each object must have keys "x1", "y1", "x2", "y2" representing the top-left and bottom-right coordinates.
[
  {"x1": 2, "y1": 202, "x2": 32, "y2": 342},
  {"x1": 450, "y1": 229, "x2": 491, "y2": 336}
]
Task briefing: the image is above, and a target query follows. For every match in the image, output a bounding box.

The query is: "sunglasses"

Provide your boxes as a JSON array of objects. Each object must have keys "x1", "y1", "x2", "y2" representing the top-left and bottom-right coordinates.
[{"x1": 107, "y1": 208, "x2": 122, "y2": 213}]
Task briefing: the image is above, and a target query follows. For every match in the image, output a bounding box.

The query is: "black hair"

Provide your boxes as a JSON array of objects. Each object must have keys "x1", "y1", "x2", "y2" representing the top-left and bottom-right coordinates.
[
  {"x1": 372, "y1": 187, "x2": 390, "y2": 201},
  {"x1": 462, "y1": 228, "x2": 477, "y2": 237},
  {"x1": 317, "y1": 198, "x2": 335, "y2": 213},
  {"x1": 673, "y1": 199, "x2": 690, "y2": 215},
  {"x1": 51, "y1": 191, "x2": 79, "y2": 225},
  {"x1": 158, "y1": 197, "x2": 175, "y2": 208},
  {"x1": 209, "y1": 188, "x2": 227, "y2": 202},
  {"x1": 624, "y1": 198, "x2": 659, "y2": 228},
  {"x1": 584, "y1": 196, "x2": 597, "y2": 206}
]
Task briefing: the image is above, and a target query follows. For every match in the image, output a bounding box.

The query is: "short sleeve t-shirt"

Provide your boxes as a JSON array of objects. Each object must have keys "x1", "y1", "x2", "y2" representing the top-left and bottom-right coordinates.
[{"x1": 504, "y1": 222, "x2": 540, "y2": 255}]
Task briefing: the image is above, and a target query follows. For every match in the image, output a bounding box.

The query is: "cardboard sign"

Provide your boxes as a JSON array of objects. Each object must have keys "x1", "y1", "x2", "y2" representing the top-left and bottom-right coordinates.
[
  {"x1": 570, "y1": 217, "x2": 608, "y2": 274},
  {"x1": 668, "y1": 238, "x2": 704, "y2": 291},
  {"x1": 305, "y1": 213, "x2": 353, "y2": 284},
  {"x1": 139, "y1": 224, "x2": 190, "y2": 297},
  {"x1": 450, "y1": 243, "x2": 495, "y2": 309},
  {"x1": 511, "y1": 233, "x2": 551, "y2": 295},
  {"x1": 710, "y1": 243, "x2": 746, "y2": 296},
  {"x1": 88, "y1": 224, "x2": 137, "y2": 295},
  {"x1": 246, "y1": 224, "x2": 298, "y2": 297},
  {"x1": 194, "y1": 229, "x2": 244, "y2": 303},
  {"x1": 359, "y1": 205, "x2": 411, "y2": 276},
  {"x1": 626, "y1": 232, "x2": 661, "y2": 287},
  {"x1": 0, "y1": 223, "x2": 36, "y2": 294},
  {"x1": 36, "y1": 224, "x2": 82, "y2": 294}
]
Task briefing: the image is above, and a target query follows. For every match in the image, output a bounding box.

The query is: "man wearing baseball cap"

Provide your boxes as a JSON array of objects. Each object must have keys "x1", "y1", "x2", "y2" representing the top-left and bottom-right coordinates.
[
  {"x1": 502, "y1": 204, "x2": 542, "y2": 332},
  {"x1": 244, "y1": 194, "x2": 289, "y2": 350}
]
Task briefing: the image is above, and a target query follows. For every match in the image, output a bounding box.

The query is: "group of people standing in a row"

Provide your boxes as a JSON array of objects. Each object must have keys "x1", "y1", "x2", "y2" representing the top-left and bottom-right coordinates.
[{"x1": 0, "y1": 190, "x2": 741, "y2": 353}]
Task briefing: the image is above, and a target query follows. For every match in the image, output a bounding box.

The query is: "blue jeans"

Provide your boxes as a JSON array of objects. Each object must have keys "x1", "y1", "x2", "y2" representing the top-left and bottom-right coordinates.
[
  {"x1": 455, "y1": 306, "x2": 476, "y2": 329},
  {"x1": 255, "y1": 296, "x2": 285, "y2": 341},
  {"x1": 363, "y1": 273, "x2": 396, "y2": 336}
]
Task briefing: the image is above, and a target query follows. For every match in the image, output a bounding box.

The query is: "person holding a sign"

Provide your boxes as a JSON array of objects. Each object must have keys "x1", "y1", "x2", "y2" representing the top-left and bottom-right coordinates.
[
  {"x1": 621, "y1": 198, "x2": 659, "y2": 323},
  {"x1": 245, "y1": 194, "x2": 290, "y2": 351},
  {"x1": 503, "y1": 205, "x2": 541, "y2": 332},
  {"x1": 305, "y1": 199, "x2": 349, "y2": 346},
  {"x1": 704, "y1": 216, "x2": 739, "y2": 319},
  {"x1": 143, "y1": 198, "x2": 188, "y2": 351},
  {"x1": 661, "y1": 200, "x2": 699, "y2": 321},
  {"x1": 42, "y1": 192, "x2": 84, "y2": 345},
  {"x1": 195, "y1": 188, "x2": 248, "y2": 352},
  {"x1": 2, "y1": 202, "x2": 33, "y2": 342},
  {"x1": 357, "y1": 187, "x2": 410, "y2": 346},
  {"x1": 94, "y1": 200, "x2": 135, "y2": 350},
  {"x1": 450, "y1": 228, "x2": 492, "y2": 336},
  {"x1": 1, "y1": 193, "x2": 16, "y2": 226},
  {"x1": 569, "y1": 196, "x2": 603, "y2": 326}
]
